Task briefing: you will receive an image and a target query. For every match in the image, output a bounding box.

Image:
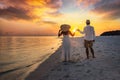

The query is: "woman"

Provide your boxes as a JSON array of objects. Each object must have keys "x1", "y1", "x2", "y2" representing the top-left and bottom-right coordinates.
[{"x1": 58, "y1": 24, "x2": 75, "y2": 62}]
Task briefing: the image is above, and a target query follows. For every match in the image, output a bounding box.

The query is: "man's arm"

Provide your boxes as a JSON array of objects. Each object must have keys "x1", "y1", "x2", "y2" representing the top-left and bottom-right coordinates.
[{"x1": 77, "y1": 28, "x2": 85, "y2": 34}]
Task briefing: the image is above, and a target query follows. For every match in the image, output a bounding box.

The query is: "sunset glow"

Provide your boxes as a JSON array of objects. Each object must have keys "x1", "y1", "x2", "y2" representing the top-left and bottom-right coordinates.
[{"x1": 0, "y1": 0, "x2": 120, "y2": 36}]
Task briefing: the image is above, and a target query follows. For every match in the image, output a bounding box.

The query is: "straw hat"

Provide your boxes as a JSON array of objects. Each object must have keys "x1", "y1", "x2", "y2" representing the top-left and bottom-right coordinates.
[{"x1": 60, "y1": 24, "x2": 71, "y2": 31}]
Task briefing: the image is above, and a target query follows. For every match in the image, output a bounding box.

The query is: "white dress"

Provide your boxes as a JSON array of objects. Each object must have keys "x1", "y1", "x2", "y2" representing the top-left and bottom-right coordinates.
[{"x1": 61, "y1": 35, "x2": 71, "y2": 61}]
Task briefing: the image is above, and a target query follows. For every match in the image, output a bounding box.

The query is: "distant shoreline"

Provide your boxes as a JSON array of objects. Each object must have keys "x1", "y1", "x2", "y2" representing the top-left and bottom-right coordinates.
[{"x1": 100, "y1": 30, "x2": 120, "y2": 36}]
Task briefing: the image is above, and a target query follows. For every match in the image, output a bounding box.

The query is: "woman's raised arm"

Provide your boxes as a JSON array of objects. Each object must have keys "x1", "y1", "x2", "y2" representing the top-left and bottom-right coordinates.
[
  {"x1": 58, "y1": 30, "x2": 62, "y2": 37},
  {"x1": 69, "y1": 31, "x2": 75, "y2": 37}
]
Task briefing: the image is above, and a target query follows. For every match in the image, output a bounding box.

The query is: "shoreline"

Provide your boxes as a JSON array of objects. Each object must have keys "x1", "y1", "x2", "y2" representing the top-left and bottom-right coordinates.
[{"x1": 25, "y1": 46, "x2": 62, "y2": 80}]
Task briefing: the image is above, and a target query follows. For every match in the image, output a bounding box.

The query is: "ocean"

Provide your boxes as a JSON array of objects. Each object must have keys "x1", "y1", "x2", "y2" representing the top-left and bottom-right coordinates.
[{"x1": 0, "y1": 36, "x2": 61, "y2": 80}]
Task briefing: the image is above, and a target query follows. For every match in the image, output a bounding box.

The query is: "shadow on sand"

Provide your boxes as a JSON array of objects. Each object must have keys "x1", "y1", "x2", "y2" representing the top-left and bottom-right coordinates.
[{"x1": 25, "y1": 46, "x2": 62, "y2": 80}]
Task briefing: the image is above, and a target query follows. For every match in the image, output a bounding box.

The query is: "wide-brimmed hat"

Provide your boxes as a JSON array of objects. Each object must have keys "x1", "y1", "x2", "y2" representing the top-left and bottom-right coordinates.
[{"x1": 60, "y1": 24, "x2": 71, "y2": 31}]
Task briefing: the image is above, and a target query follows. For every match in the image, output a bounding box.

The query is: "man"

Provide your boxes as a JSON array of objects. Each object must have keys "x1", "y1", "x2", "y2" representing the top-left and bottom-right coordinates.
[{"x1": 77, "y1": 20, "x2": 95, "y2": 59}]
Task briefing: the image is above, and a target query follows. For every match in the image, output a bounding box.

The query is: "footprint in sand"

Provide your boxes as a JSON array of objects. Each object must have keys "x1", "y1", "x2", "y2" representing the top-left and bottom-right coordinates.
[
  {"x1": 75, "y1": 64, "x2": 84, "y2": 67},
  {"x1": 63, "y1": 74, "x2": 70, "y2": 78},
  {"x1": 86, "y1": 69, "x2": 91, "y2": 73}
]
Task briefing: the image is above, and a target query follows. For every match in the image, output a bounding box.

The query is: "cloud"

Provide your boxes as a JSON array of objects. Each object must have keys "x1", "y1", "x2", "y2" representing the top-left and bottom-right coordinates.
[
  {"x1": 76, "y1": 0, "x2": 120, "y2": 19},
  {"x1": 92, "y1": 0, "x2": 120, "y2": 19},
  {"x1": 45, "y1": 0, "x2": 62, "y2": 8},
  {"x1": 42, "y1": 20, "x2": 57, "y2": 24},
  {"x1": 76, "y1": 0, "x2": 100, "y2": 7},
  {"x1": 0, "y1": 0, "x2": 28, "y2": 10},
  {"x1": 0, "y1": 7, "x2": 32, "y2": 20},
  {"x1": 0, "y1": 0, "x2": 62, "y2": 20}
]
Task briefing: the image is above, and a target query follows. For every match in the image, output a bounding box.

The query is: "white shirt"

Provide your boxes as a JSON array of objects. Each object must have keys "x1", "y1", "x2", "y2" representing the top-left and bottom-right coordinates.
[{"x1": 79, "y1": 25, "x2": 95, "y2": 40}]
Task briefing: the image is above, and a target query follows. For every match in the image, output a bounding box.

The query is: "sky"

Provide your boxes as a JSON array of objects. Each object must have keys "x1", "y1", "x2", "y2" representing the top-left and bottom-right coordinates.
[{"x1": 0, "y1": 0, "x2": 120, "y2": 36}]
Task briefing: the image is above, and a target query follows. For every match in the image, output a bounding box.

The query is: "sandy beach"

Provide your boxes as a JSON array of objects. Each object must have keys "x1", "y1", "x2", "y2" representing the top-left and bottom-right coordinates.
[{"x1": 25, "y1": 36, "x2": 120, "y2": 80}]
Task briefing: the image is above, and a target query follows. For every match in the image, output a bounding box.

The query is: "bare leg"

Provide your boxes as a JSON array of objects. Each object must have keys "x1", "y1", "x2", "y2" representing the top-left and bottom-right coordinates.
[
  {"x1": 86, "y1": 48, "x2": 89, "y2": 59},
  {"x1": 90, "y1": 47, "x2": 95, "y2": 58}
]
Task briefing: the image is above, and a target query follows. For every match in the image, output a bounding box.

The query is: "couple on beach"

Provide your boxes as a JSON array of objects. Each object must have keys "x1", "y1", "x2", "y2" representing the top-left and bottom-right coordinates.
[{"x1": 58, "y1": 20, "x2": 95, "y2": 62}]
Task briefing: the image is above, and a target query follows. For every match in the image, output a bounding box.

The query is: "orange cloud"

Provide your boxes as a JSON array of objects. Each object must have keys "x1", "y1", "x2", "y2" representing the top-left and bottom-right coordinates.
[{"x1": 0, "y1": 0, "x2": 62, "y2": 21}]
